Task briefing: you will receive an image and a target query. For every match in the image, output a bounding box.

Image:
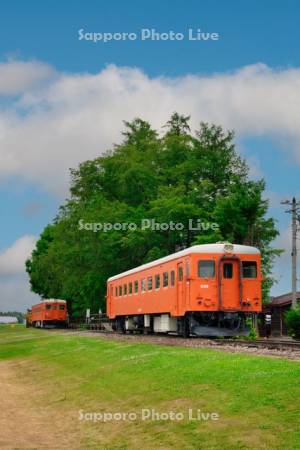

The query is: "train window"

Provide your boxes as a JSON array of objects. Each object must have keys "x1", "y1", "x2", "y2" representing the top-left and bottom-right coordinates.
[
  {"x1": 163, "y1": 272, "x2": 169, "y2": 287},
  {"x1": 223, "y1": 263, "x2": 233, "y2": 279},
  {"x1": 171, "y1": 270, "x2": 175, "y2": 286},
  {"x1": 148, "y1": 276, "x2": 153, "y2": 290},
  {"x1": 178, "y1": 266, "x2": 183, "y2": 281},
  {"x1": 198, "y1": 260, "x2": 215, "y2": 278},
  {"x1": 129, "y1": 282, "x2": 133, "y2": 294},
  {"x1": 134, "y1": 280, "x2": 138, "y2": 293},
  {"x1": 115, "y1": 287, "x2": 118, "y2": 297},
  {"x1": 141, "y1": 279, "x2": 146, "y2": 292},
  {"x1": 155, "y1": 274, "x2": 160, "y2": 289},
  {"x1": 124, "y1": 284, "x2": 127, "y2": 295},
  {"x1": 242, "y1": 261, "x2": 257, "y2": 278},
  {"x1": 46, "y1": 305, "x2": 52, "y2": 310},
  {"x1": 119, "y1": 285, "x2": 122, "y2": 296},
  {"x1": 59, "y1": 305, "x2": 65, "y2": 310},
  {"x1": 186, "y1": 262, "x2": 190, "y2": 277}
]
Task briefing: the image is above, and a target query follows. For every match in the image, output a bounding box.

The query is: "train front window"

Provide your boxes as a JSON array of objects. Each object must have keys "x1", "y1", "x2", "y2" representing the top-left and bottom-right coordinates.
[
  {"x1": 242, "y1": 261, "x2": 257, "y2": 278},
  {"x1": 171, "y1": 270, "x2": 175, "y2": 286},
  {"x1": 186, "y1": 262, "x2": 190, "y2": 277},
  {"x1": 198, "y1": 260, "x2": 215, "y2": 278},
  {"x1": 178, "y1": 266, "x2": 183, "y2": 281},
  {"x1": 223, "y1": 263, "x2": 233, "y2": 279}
]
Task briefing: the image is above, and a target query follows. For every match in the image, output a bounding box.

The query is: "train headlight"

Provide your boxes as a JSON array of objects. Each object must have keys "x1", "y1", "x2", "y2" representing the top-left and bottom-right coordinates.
[{"x1": 224, "y1": 243, "x2": 234, "y2": 253}]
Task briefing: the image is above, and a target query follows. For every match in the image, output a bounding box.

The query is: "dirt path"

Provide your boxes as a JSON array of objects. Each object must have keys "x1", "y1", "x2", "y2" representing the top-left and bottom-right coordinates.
[{"x1": 0, "y1": 359, "x2": 81, "y2": 450}]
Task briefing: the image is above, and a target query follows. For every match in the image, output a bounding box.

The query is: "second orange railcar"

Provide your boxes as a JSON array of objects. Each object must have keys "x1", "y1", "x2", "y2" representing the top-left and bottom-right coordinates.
[{"x1": 29, "y1": 299, "x2": 67, "y2": 328}]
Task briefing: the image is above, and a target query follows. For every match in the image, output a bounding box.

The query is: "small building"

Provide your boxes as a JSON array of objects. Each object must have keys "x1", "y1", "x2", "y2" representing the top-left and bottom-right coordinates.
[
  {"x1": 0, "y1": 316, "x2": 18, "y2": 324},
  {"x1": 261, "y1": 292, "x2": 300, "y2": 337}
]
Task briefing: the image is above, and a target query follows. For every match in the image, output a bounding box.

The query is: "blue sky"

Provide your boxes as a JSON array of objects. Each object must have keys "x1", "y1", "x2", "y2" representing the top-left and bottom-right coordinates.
[
  {"x1": 1, "y1": 0, "x2": 300, "y2": 74},
  {"x1": 1, "y1": 0, "x2": 300, "y2": 310}
]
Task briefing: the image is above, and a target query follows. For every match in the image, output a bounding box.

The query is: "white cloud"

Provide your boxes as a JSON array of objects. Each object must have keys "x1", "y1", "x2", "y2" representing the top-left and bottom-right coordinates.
[
  {"x1": 0, "y1": 60, "x2": 55, "y2": 95},
  {"x1": 0, "y1": 274, "x2": 39, "y2": 312},
  {"x1": 0, "y1": 235, "x2": 39, "y2": 311},
  {"x1": 0, "y1": 61, "x2": 300, "y2": 195},
  {"x1": 0, "y1": 235, "x2": 37, "y2": 275}
]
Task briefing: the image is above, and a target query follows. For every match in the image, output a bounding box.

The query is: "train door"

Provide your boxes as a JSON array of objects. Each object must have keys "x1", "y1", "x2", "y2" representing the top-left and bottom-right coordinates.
[
  {"x1": 220, "y1": 259, "x2": 241, "y2": 310},
  {"x1": 107, "y1": 284, "x2": 113, "y2": 318},
  {"x1": 176, "y1": 262, "x2": 184, "y2": 314}
]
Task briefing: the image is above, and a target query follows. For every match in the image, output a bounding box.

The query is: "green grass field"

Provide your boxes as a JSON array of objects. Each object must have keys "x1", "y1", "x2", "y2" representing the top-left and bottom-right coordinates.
[{"x1": 0, "y1": 325, "x2": 299, "y2": 449}]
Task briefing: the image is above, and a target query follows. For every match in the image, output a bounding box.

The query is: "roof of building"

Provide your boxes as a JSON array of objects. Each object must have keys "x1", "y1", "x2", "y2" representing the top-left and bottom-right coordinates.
[
  {"x1": 269, "y1": 292, "x2": 300, "y2": 306},
  {"x1": 0, "y1": 316, "x2": 18, "y2": 323},
  {"x1": 108, "y1": 243, "x2": 260, "y2": 281}
]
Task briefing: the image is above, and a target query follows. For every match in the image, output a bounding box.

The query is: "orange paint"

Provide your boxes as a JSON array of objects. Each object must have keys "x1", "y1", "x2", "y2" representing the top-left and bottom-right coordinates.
[
  {"x1": 107, "y1": 244, "x2": 261, "y2": 320},
  {"x1": 29, "y1": 300, "x2": 67, "y2": 327}
]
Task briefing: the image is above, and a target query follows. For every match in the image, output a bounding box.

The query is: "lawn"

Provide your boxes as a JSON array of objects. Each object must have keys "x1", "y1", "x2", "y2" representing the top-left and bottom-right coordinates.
[{"x1": 0, "y1": 325, "x2": 299, "y2": 449}]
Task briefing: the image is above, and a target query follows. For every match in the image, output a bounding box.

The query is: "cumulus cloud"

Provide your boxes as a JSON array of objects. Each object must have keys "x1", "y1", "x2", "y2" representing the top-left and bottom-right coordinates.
[
  {"x1": 0, "y1": 61, "x2": 300, "y2": 195},
  {"x1": 0, "y1": 274, "x2": 39, "y2": 312},
  {"x1": 0, "y1": 60, "x2": 55, "y2": 95},
  {"x1": 0, "y1": 235, "x2": 39, "y2": 311},
  {"x1": 0, "y1": 235, "x2": 37, "y2": 275}
]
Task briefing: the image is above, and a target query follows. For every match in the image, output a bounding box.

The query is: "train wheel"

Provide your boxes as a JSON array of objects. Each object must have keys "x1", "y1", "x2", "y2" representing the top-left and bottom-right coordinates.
[
  {"x1": 116, "y1": 317, "x2": 126, "y2": 334},
  {"x1": 181, "y1": 314, "x2": 190, "y2": 338}
]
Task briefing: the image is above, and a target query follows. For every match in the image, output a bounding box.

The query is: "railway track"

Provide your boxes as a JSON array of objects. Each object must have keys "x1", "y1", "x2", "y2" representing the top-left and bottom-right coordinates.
[
  {"x1": 212, "y1": 338, "x2": 300, "y2": 352},
  {"x1": 65, "y1": 323, "x2": 300, "y2": 353}
]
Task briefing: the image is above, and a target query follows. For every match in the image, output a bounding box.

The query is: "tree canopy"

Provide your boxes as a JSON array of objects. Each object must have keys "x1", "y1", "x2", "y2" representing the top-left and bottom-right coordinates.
[{"x1": 26, "y1": 114, "x2": 280, "y2": 315}]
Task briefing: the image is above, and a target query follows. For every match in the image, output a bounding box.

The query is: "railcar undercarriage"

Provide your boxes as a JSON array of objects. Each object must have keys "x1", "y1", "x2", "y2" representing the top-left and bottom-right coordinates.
[
  {"x1": 111, "y1": 311, "x2": 253, "y2": 338},
  {"x1": 188, "y1": 312, "x2": 250, "y2": 337}
]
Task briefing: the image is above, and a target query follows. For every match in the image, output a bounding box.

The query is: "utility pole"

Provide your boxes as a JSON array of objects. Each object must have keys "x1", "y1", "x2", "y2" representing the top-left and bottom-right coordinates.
[{"x1": 281, "y1": 197, "x2": 300, "y2": 309}]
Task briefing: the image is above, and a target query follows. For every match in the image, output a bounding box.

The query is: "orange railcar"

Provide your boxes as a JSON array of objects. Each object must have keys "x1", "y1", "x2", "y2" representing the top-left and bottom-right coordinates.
[
  {"x1": 29, "y1": 299, "x2": 67, "y2": 328},
  {"x1": 106, "y1": 243, "x2": 262, "y2": 336}
]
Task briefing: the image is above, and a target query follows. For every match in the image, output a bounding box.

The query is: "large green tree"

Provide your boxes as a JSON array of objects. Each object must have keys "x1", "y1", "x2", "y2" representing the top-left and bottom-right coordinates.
[{"x1": 26, "y1": 114, "x2": 280, "y2": 315}]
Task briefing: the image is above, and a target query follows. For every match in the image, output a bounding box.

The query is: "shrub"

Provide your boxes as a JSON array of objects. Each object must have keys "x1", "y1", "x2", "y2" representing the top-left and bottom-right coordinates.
[
  {"x1": 285, "y1": 306, "x2": 300, "y2": 339},
  {"x1": 243, "y1": 317, "x2": 258, "y2": 340}
]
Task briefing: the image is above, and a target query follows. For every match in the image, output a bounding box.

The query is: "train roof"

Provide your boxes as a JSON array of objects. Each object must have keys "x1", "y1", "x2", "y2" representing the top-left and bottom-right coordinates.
[
  {"x1": 108, "y1": 243, "x2": 260, "y2": 281},
  {"x1": 41, "y1": 299, "x2": 66, "y2": 303},
  {"x1": 31, "y1": 299, "x2": 67, "y2": 307}
]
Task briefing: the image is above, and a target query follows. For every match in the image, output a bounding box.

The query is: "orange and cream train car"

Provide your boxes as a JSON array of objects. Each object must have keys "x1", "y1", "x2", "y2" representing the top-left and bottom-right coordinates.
[
  {"x1": 27, "y1": 299, "x2": 68, "y2": 328},
  {"x1": 106, "y1": 243, "x2": 262, "y2": 336}
]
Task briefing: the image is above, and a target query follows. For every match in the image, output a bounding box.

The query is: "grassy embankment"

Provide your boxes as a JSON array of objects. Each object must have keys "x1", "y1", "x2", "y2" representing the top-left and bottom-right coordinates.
[{"x1": 0, "y1": 325, "x2": 299, "y2": 449}]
